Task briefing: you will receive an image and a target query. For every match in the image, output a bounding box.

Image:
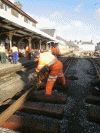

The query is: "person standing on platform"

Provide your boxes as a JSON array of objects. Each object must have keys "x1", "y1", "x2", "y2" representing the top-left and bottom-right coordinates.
[
  {"x1": 11, "y1": 44, "x2": 19, "y2": 64},
  {"x1": 34, "y1": 52, "x2": 66, "y2": 95},
  {"x1": 28, "y1": 45, "x2": 31, "y2": 60},
  {"x1": 51, "y1": 43, "x2": 59, "y2": 57},
  {"x1": 0, "y1": 43, "x2": 6, "y2": 63},
  {"x1": 26, "y1": 44, "x2": 29, "y2": 58},
  {"x1": 0, "y1": 43, "x2": 5, "y2": 54}
]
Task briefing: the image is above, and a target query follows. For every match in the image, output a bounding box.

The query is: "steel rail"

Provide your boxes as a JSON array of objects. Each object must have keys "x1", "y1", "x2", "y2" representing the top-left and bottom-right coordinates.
[
  {"x1": 85, "y1": 58, "x2": 100, "y2": 123},
  {"x1": 88, "y1": 58, "x2": 100, "y2": 81},
  {"x1": 0, "y1": 85, "x2": 36, "y2": 126},
  {"x1": 63, "y1": 58, "x2": 73, "y2": 75},
  {"x1": 93, "y1": 58, "x2": 100, "y2": 65}
]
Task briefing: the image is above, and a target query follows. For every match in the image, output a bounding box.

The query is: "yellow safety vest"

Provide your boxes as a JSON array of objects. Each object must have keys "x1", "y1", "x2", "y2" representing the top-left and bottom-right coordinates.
[
  {"x1": 26, "y1": 46, "x2": 28, "y2": 52},
  {"x1": 11, "y1": 46, "x2": 18, "y2": 53},
  {"x1": 36, "y1": 52, "x2": 57, "y2": 72}
]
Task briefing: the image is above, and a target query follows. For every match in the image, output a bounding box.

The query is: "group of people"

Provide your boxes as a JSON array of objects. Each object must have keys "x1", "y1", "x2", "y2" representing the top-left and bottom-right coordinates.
[
  {"x1": 0, "y1": 43, "x2": 32, "y2": 64},
  {"x1": 0, "y1": 42, "x2": 66, "y2": 96},
  {"x1": 0, "y1": 43, "x2": 19, "y2": 64}
]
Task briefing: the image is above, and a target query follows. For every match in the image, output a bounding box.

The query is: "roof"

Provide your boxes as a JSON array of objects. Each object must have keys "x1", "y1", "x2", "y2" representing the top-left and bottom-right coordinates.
[
  {"x1": 75, "y1": 40, "x2": 94, "y2": 45},
  {"x1": 2, "y1": 0, "x2": 38, "y2": 24},
  {"x1": 56, "y1": 36, "x2": 66, "y2": 42},
  {"x1": 66, "y1": 41, "x2": 78, "y2": 47},
  {"x1": 56, "y1": 36, "x2": 78, "y2": 47},
  {"x1": 82, "y1": 41, "x2": 94, "y2": 45},
  {"x1": 40, "y1": 29, "x2": 56, "y2": 37}
]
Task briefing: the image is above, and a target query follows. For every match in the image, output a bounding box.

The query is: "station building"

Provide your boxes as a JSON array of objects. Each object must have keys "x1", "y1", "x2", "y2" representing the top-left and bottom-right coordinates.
[{"x1": 0, "y1": 0, "x2": 61, "y2": 54}]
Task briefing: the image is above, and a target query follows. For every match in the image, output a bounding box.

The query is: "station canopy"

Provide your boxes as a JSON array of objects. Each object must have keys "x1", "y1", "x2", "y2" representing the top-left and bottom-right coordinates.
[{"x1": 0, "y1": 14, "x2": 57, "y2": 42}]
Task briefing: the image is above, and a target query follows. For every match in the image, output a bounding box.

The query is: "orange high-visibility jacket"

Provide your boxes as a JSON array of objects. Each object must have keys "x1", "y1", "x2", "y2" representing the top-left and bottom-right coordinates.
[
  {"x1": 51, "y1": 47, "x2": 59, "y2": 56},
  {"x1": 36, "y1": 52, "x2": 57, "y2": 72},
  {"x1": 28, "y1": 46, "x2": 31, "y2": 53}
]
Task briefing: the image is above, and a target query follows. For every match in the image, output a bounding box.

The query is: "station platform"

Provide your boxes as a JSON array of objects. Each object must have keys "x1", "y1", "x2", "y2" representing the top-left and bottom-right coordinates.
[{"x1": 0, "y1": 56, "x2": 35, "y2": 72}]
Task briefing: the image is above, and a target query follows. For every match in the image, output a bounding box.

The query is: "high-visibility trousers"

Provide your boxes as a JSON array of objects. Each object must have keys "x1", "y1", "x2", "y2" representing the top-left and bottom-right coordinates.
[
  {"x1": 45, "y1": 60, "x2": 65, "y2": 95},
  {"x1": 13, "y1": 52, "x2": 18, "y2": 63}
]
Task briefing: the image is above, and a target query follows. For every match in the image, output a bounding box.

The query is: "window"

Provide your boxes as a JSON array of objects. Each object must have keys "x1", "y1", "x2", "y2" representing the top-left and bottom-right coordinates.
[
  {"x1": 5, "y1": 5, "x2": 7, "y2": 11},
  {"x1": 1, "y1": 3, "x2": 4, "y2": 9},
  {"x1": 1, "y1": 3, "x2": 8, "y2": 11},
  {"x1": 7, "y1": 7, "x2": 11, "y2": 13},
  {"x1": 24, "y1": 17, "x2": 28, "y2": 23},
  {"x1": 28, "y1": 20, "x2": 30, "y2": 24},
  {"x1": 18, "y1": 14, "x2": 22, "y2": 19}
]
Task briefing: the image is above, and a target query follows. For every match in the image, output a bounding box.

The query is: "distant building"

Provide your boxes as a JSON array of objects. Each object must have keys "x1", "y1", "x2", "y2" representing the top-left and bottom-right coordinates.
[
  {"x1": 73, "y1": 40, "x2": 95, "y2": 52},
  {"x1": 40, "y1": 29, "x2": 69, "y2": 53},
  {"x1": 95, "y1": 42, "x2": 100, "y2": 51},
  {"x1": 56, "y1": 36, "x2": 78, "y2": 51}
]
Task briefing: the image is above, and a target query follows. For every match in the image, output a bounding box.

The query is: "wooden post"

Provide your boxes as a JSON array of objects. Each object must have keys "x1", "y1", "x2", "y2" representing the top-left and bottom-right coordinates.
[
  {"x1": 8, "y1": 32, "x2": 12, "y2": 49},
  {"x1": 39, "y1": 40, "x2": 42, "y2": 50},
  {"x1": 28, "y1": 37, "x2": 31, "y2": 47}
]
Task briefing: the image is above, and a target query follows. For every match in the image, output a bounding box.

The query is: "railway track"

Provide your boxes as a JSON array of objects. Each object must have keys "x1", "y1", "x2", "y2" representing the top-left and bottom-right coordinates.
[
  {"x1": 84, "y1": 57, "x2": 100, "y2": 123},
  {"x1": 89, "y1": 58, "x2": 100, "y2": 80},
  {"x1": 1, "y1": 56, "x2": 100, "y2": 132},
  {"x1": 0, "y1": 56, "x2": 73, "y2": 133}
]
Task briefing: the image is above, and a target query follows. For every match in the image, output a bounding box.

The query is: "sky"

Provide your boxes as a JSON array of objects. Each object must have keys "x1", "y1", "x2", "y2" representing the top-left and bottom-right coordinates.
[{"x1": 9, "y1": 0, "x2": 100, "y2": 44}]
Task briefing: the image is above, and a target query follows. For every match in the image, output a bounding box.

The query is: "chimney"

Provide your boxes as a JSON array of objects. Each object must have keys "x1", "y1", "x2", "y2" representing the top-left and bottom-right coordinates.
[{"x1": 14, "y1": 2, "x2": 22, "y2": 9}]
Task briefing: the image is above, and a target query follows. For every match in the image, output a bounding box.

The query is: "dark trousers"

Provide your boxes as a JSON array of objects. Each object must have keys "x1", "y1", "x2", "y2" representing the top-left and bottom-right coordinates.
[
  {"x1": 13, "y1": 52, "x2": 18, "y2": 63},
  {"x1": 28, "y1": 53, "x2": 31, "y2": 60}
]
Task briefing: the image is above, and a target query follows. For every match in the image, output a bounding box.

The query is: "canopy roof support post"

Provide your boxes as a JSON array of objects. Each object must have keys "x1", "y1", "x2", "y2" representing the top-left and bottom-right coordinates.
[
  {"x1": 8, "y1": 32, "x2": 12, "y2": 49},
  {"x1": 28, "y1": 37, "x2": 32, "y2": 47},
  {"x1": 39, "y1": 40, "x2": 42, "y2": 50},
  {"x1": 46, "y1": 42, "x2": 49, "y2": 51},
  {"x1": 7, "y1": 30, "x2": 18, "y2": 49},
  {"x1": 18, "y1": 38, "x2": 24, "y2": 49},
  {"x1": 50, "y1": 42, "x2": 52, "y2": 50}
]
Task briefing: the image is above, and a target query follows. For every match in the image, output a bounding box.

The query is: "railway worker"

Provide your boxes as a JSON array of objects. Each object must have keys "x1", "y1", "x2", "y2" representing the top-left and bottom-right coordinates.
[
  {"x1": 11, "y1": 44, "x2": 19, "y2": 64},
  {"x1": 34, "y1": 52, "x2": 66, "y2": 95},
  {"x1": 27, "y1": 45, "x2": 31, "y2": 60},
  {"x1": 51, "y1": 43, "x2": 59, "y2": 57},
  {"x1": 26, "y1": 45, "x2": 29, "y2": 58}
]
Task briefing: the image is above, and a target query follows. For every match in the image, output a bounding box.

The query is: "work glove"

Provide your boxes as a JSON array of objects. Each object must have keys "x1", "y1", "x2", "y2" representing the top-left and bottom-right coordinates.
[
  {"x1": 28, "y1": 72, "x2": 38, "y2": 85},
  {"x1": 40, "y1": 66, "x2": 49, "y2": 74}
]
